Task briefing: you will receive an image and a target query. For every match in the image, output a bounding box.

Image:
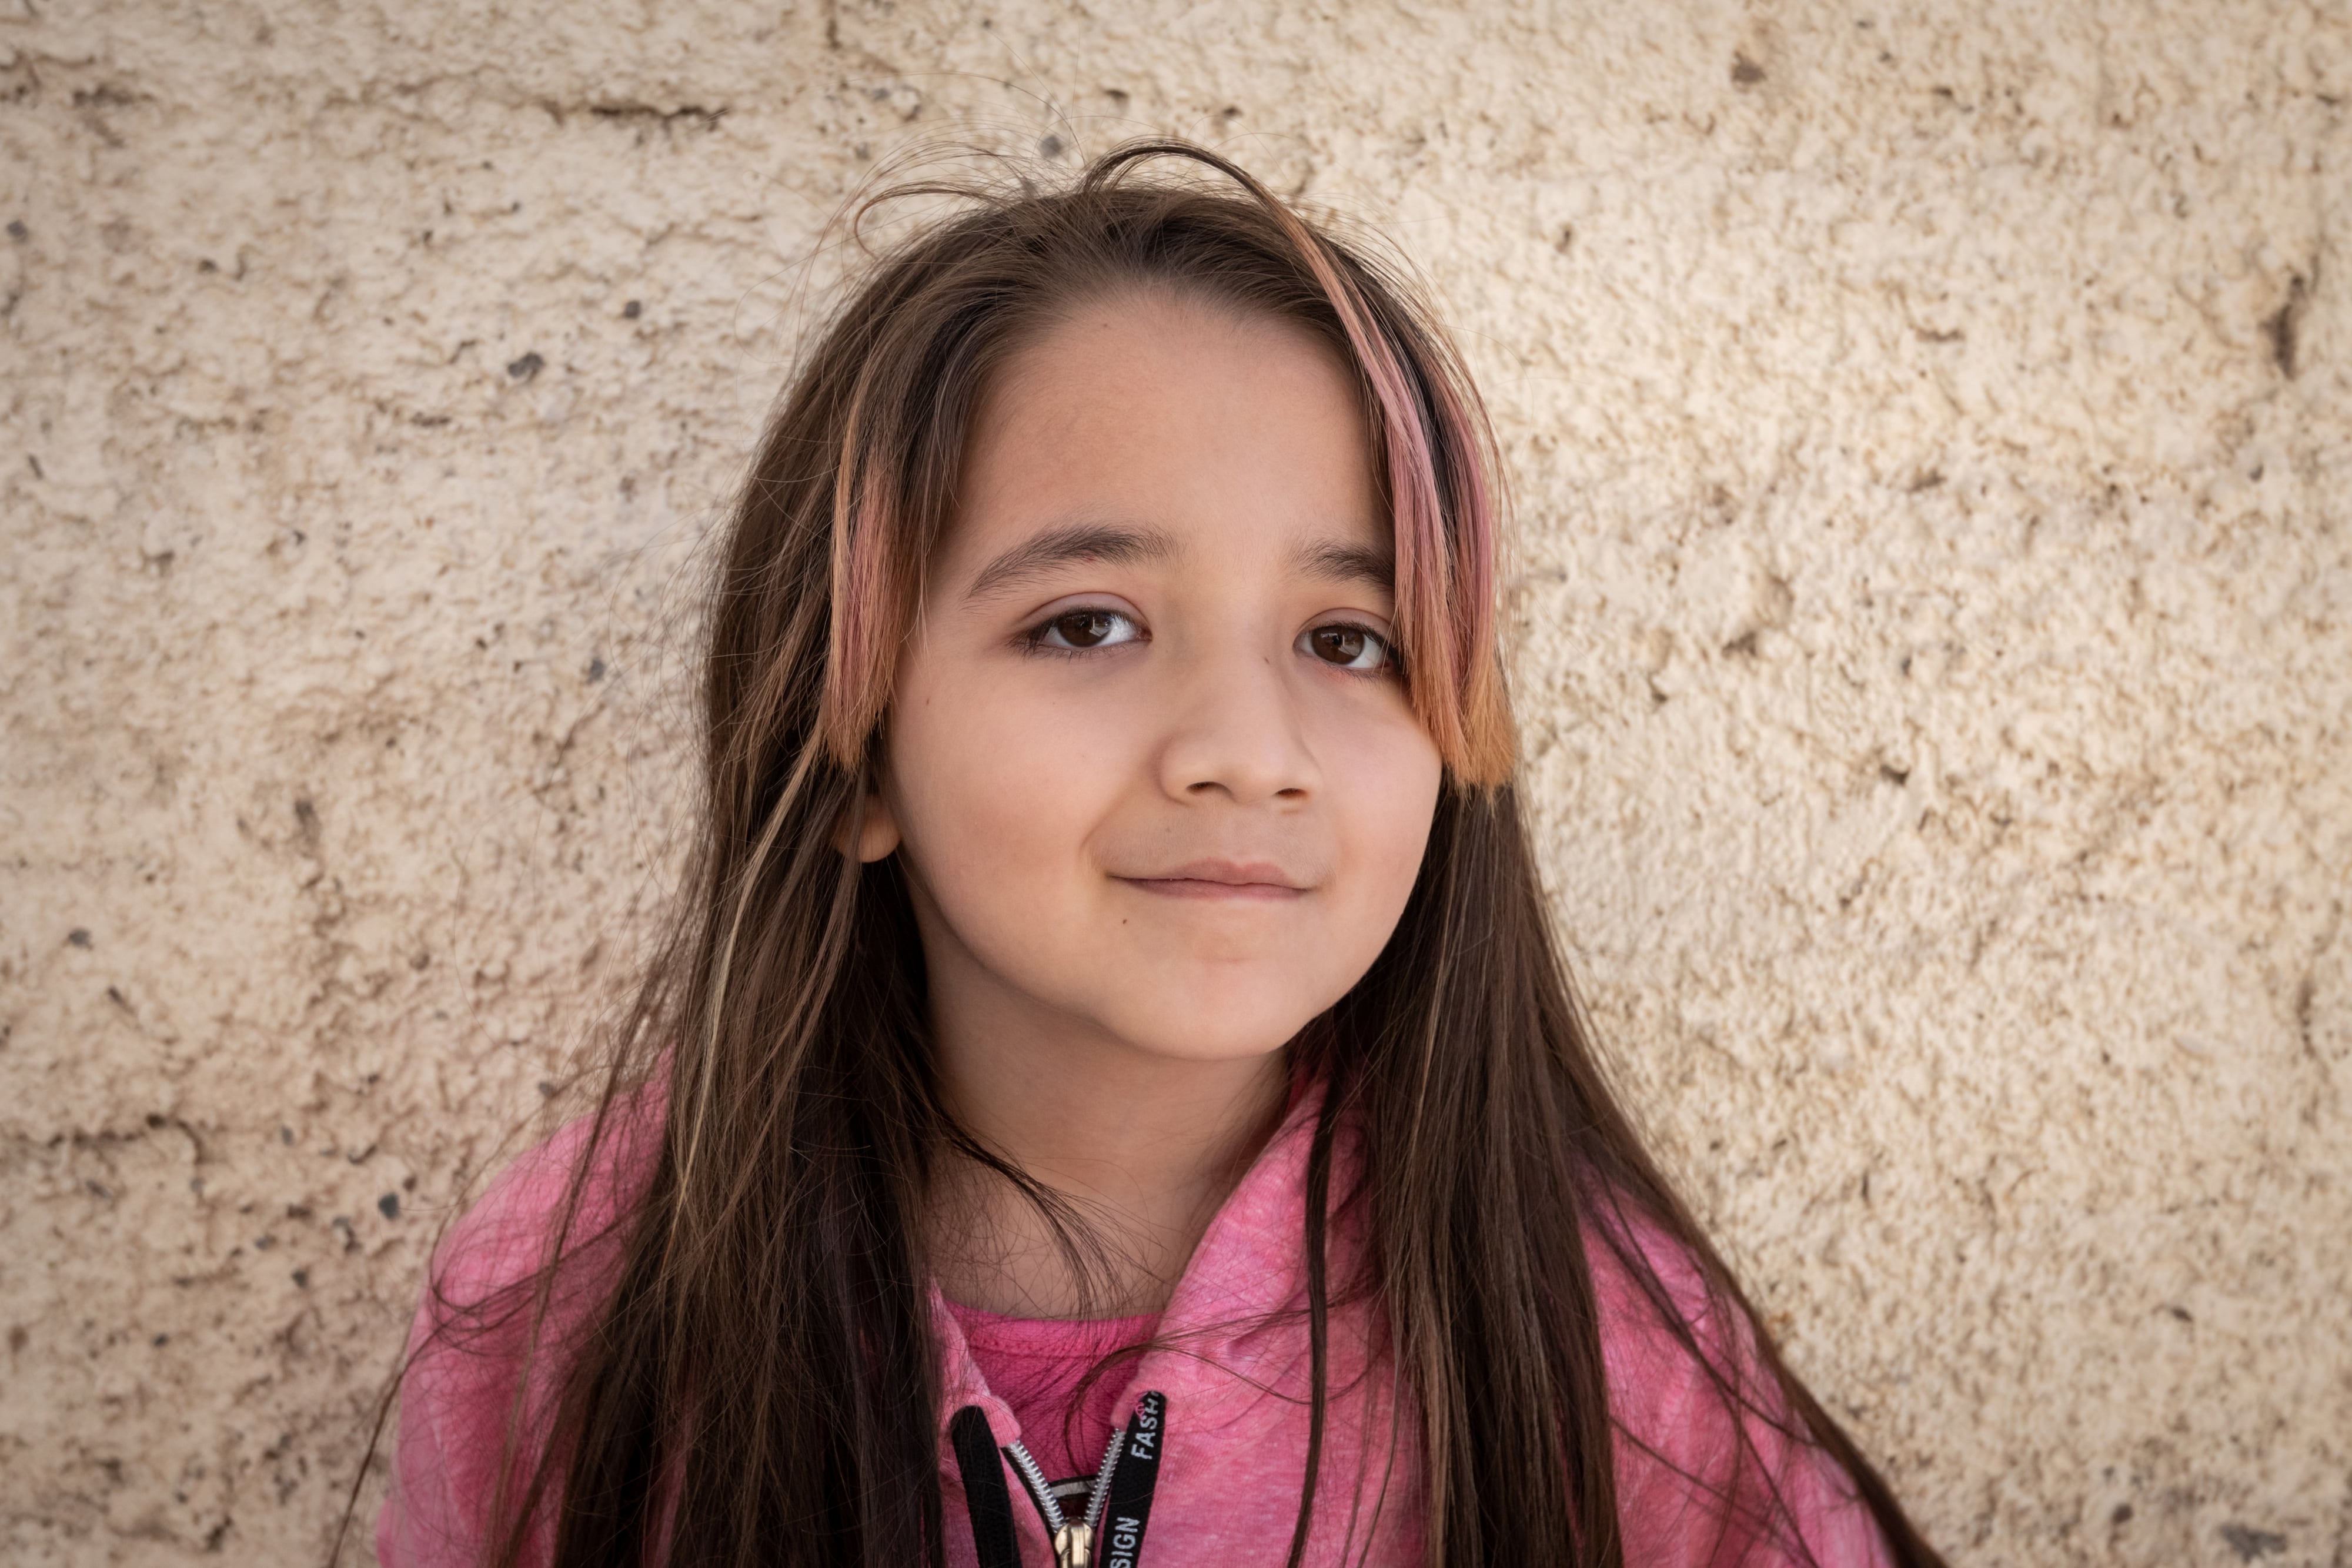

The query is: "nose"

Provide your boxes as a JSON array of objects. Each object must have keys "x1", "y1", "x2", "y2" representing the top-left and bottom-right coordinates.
[{"x1": 1154, "y1": 643, "x2": 1319, "y2": 805}]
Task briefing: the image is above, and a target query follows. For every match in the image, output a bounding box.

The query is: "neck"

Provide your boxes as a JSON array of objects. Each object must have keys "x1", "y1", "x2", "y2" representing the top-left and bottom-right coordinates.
[{"x1": 926, "y1": 988, "x2": 1290, "y2": 1319}]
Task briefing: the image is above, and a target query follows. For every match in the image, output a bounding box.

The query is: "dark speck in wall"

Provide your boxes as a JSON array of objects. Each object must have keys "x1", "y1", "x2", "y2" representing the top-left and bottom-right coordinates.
[
  {"x1": 1040, "y1": 133, "x2": 1064, "y2": 158},
  {"x1": 153, "y1": 1333, "x2": 169, "y2": 1346},
  {"x1": 2113, "y1": 1505, "x2": 2133, "y2": 1524},
  {"x1": 622, "y1": 299, "x2": 642, "y2": 319},
  {"x1": 2220, "y1": 1524, "x2": 2287, "y2": 1562},
  {"x1": 2264, "y1": 275, "x2": 2308, "y2": 377},
  {"x1": 68, "y1": 928, "x2": 91, "y2": 947},
  {"x1": 278, "y1": 1126, "x2": 294, "y2": 1144},
  {"x1": 507, "y1": 352, "x2": 545, "y2": 382},
  {"x1": 6, "y1": 220, "x2": 25, "y2": 241},
  {"x1": 587, "y1": 657, "x2": 606, "y2": 683},
  {"x1": 1732, "y1": 53, "x2": 1766, "y2": 85},
  {"x1": 379, "y1": 1192, "x2": 402, "y2": 1220},
  {"x1": 292, "y1": 1269, "x2": 309, "y2": 1289}
]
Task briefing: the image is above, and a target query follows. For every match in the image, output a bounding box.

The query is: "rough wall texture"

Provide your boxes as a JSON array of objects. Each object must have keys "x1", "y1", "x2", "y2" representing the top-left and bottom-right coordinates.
[{"x1": 3, "y1": 1, "x2": 2347, "y2": 1563}]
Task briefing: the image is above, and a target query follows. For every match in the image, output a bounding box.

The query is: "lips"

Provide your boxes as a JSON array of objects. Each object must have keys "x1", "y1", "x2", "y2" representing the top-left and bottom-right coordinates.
[{"x1": 1114, "y1": 858, "x2": 1310, "y2": 899}]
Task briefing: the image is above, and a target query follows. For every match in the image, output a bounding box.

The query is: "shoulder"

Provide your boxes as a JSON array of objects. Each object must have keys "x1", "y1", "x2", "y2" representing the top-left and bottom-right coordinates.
[
  {"x1": 1583, "y1": 1199, "x2": 1747, "y2": 1409},
  {"x1": 1582, "y1": 1199, "x2": 1892, "y2": 1568},
  {"x1": 428, "y1": 1082, "x2": 667, "y2": 1312},
  {"x1": 375, "y1": 1081, "x2": 668, "y2": 1568}
]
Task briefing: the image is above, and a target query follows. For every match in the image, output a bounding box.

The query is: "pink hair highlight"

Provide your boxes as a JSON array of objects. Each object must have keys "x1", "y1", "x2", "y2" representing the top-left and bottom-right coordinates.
[
  {"x1": 820, "y1": 375, "x2": 903, "y2": 768},
  {"x1": 1269, "y1": 208, "x2": 1514, "y2": 785}
]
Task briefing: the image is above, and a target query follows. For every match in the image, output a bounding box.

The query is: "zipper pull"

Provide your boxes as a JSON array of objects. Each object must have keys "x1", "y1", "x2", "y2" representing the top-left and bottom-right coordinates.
[{"x1": 1053, "y1": 1520, "x2": 1094, "y2": 1567}]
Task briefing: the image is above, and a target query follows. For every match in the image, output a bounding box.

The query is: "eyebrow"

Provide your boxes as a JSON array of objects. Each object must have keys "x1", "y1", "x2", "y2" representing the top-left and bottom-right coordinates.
[
  {"x1": 964, "y1": 523, "x2": 1180, "y2": 601},
  {"x1": 1293, "y1": 538, "x2": 1395, "y2": 591}
]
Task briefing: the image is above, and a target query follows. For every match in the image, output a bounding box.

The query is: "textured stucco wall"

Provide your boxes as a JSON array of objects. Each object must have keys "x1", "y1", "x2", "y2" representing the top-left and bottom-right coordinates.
[{"x1": 4, "y1": 2, "x2": 2347, "y2": 1563}]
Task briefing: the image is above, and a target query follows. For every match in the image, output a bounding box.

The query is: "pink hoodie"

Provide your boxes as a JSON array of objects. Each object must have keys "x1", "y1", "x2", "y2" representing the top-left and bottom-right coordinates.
[{"x1": 377, "y1": 1084, "x2": 1892, "y2": 1567}]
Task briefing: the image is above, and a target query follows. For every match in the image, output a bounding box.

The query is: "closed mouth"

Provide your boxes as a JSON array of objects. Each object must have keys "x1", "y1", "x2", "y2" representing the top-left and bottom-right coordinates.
[{"x1": 1114, "y1": 860, "x2": 1309, "y2": 900}]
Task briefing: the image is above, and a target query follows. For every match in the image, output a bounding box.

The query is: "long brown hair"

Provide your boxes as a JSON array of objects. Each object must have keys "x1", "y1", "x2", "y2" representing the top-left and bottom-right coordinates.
[{"x1": 360, "y1": 141, "x2": 1944, "y2": 1568}]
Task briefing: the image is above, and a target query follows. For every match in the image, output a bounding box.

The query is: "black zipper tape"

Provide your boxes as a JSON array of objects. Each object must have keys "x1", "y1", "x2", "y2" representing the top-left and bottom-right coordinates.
[
  {"x1": 1095, "y1": 1391, "x2": 1167, "y2": 1568},
  {"x1": 950, "y1": 1405, "x2": 1025, "y2": 1568}
]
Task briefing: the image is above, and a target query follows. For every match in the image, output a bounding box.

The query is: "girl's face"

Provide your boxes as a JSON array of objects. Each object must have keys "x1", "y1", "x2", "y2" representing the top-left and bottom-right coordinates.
[{"x1": 862, "y1": 291, "x2": 1444, "y2": 1068}]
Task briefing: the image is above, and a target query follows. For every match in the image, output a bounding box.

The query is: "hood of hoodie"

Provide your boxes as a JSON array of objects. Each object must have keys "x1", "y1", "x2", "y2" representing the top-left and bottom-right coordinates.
[{"x1": 378, "y1": 1069, "x2": 1890, "y2": 1568}]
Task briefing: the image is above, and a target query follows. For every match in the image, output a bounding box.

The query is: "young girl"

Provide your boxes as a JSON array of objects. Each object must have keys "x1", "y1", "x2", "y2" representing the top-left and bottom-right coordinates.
[{"x1": 368, "y1": 142, "x2": 1945, "y2": 1568}]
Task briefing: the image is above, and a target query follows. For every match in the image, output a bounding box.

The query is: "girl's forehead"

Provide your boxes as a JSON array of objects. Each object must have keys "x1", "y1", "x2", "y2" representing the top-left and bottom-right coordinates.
[{"x1": 942, "y1": 296, "x2": 1388, "y2": 587}]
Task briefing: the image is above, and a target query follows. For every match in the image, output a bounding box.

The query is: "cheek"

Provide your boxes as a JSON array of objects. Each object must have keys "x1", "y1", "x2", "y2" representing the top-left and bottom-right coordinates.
[
  {"x1": 883, "y1": 667, "x2": 1122, "y2": 912},
  {"x1": 1322, "y1": 708, "x2": 1446, "y2": 938}
]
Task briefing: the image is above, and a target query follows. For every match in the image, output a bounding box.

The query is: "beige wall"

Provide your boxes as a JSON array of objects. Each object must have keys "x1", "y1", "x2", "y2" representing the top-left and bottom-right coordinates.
[{"x1": 4, "y1": 1, "x2": 2348, "y2": 1562}]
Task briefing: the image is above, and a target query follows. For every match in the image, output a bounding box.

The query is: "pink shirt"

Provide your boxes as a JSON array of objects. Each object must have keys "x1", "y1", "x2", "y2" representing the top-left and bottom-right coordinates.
[
  {"x1": 377, "y1": 1083, "x2": 1892, "y2": 1567},
  {"x1": 944, "y1": 1301, "x2": 1162, "y2": 1480}
]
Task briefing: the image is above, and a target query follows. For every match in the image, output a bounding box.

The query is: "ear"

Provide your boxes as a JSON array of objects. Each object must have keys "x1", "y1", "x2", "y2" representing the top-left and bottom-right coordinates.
[{"x1": 840, "y1": 758, "x2": 903, "y2": 864}]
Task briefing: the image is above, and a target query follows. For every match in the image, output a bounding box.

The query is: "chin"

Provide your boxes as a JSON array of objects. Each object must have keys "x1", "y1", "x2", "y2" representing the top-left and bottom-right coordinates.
[
  {"x1": 1098, "y1": 981, "x2": 1325, "y2": 1065},
  {"x1": 1119, "y1": 1029, "x2": 1296, "y2": 1066}
]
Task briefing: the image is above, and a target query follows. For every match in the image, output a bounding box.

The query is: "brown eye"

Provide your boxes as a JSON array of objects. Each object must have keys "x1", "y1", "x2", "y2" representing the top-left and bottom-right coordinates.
[
  {"x1": 1056, "y1": 611, "x2": 1115, "y2": 647},
  {"x1": 1304, "y1": 624, "x2": 1391, "y2": 671},
  {"x1": 1033, "y1": 607, "x2": 1141, "y2": 651},
  {"x1": 1313, "y1": 626, "x2": 1366, "y2": 664}
]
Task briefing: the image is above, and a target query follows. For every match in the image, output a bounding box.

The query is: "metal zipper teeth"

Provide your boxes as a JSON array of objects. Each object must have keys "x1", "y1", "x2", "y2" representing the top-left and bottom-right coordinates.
[
  {"x1": 1080, "y1": 1427, "x2": 1124, "y2": 1534},
  {"x1": 1004, "y1": 1423, "x2": 1129, "y2": 1566},
  {"x1": 1001, "y1": 1440, "x2": 1067, "y2": 1536}
]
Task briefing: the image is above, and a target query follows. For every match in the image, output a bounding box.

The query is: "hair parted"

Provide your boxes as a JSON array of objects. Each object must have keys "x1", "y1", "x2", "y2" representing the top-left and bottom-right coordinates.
[{"x1": 346, "y1": 138, "x2": 1943, "y2": 1568}]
